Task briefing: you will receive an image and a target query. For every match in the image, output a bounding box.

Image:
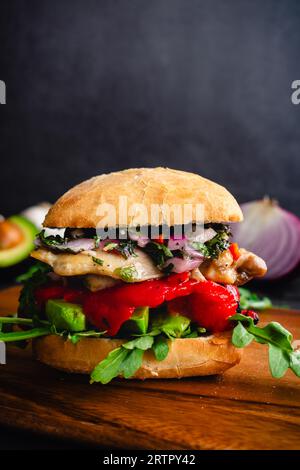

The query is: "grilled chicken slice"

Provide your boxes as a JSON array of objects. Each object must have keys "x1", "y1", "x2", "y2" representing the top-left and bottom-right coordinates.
[
  {"x1": 31, "y1": 247, "x2": 163, "y2": 282},
  {"x1": 199, "y1": 248, "x2": 267, "y2": 286}
]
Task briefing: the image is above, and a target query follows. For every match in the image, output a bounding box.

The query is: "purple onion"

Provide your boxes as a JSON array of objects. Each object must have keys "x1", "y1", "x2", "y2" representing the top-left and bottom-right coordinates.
[
  {"x1": 183, "y1": 245, "x2": 205, "y2": 260},
  {"x1": 54, "y1": 238, "x2": 96, "y2": 253},
  {"x1": 231, "y1": 198, "x2": 300, "y2": 280},
  {"x1": 163, "y1": 257, "x2": 202, "y2": 273},
  {"x1": 167, "y1": 237, "x2": 187, "y2": 251}
]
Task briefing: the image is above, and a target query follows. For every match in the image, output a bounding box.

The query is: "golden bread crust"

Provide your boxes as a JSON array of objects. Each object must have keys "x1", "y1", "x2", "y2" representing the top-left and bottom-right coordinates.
[
  {"x1": 44, "y1": 168, "x2": 243, "y2": 228},
  {"x1": 33, "y1": 332, "x2": 242, "y2": 379}
]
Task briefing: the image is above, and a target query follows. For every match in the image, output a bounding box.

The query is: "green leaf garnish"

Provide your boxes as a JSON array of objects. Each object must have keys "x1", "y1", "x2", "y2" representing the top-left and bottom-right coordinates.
[
  {"x1": 17, "y1": 261, "x2": 51, "y2": 319},
  {"x1": 238, "y1": 287, "x2": 272, "y2": 311},
  {"x1": 268, "y1": 344, "x2": 290, "y2": 378},
  {"x1": 90, "y1": 335, "x2": 155, "y2": 384},
  {"x1": 122, "y1": 335, "x2": 154, "y2": 350},
  {"x1": 151, "y1": 314, "x2": 191, "y2": 339},
  {"x1": 0, "y1": 326, "x2": 52, "y2": 342},
  {"x1": 290, "y1": 351, "x2": 300, "y2": 376},
  {"x1": 152, "y1": 336, "x2": 169, "y2": 361},
  {"x1": 68, "y1": 329, "x2": 106, "y2": 344},
  {"x1": 92, "y1": 256, "x2": 104, "y2": 266},
  {"x1": 232, "y1": 321, "x2": 254, "y2": 347},
  {"x1": 114, "y1": 265, "x2": 138, "y2": 282},
  {"x1": 89, "y1": 312, "x2": 204, "y2": 384},
  {"x1": 230, "y1": 313, "x2": 300, "y2": 379},
  {"x1": 120, "y1": 348, "x2": 144, "y2": 379},
  {"x1": 90, "y1": 347, "x2": 129, "y2": 384}
]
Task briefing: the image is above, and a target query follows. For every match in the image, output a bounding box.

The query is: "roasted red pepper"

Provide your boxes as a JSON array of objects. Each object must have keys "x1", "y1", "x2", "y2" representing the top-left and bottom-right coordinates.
[
  {"x1": 35, "y1": 284, "x2": 87, "y2": 306},
  {"x1": 35, "y1": 284, "x2": 66, "y2": 306},
  {"x1": 34, "y1": 273, "x2": 240, "y2": 336},
  {"x1": 168, "y1": 282, "x2": 239, "y2": 332},
  {"x1": 229, "y1": 242, "x2": 241, "y2": 261},
  {"x1": 83, "y1": 272, "x2": 193, "y2": 335}
]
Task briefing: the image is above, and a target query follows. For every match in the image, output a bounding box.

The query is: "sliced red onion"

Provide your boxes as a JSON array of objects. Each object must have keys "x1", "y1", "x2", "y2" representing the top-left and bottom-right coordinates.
[
  {"x1": 163, "y1": 257, "x2": 202, "y2": 273},
  {"x1": 167, "y1": 237, "x2": 187, "y2": 251},
  {"x1": 54, "y1": 238, "x2": 96, "y2": 253},
  {"x1": 183, "y1": 245, "x2": 205, "y2": 259},
  {"x1": 137, "y1": 237, "x2": 150, "y2": 248},
  {"x1": 231, "y1": 198, "x2": 300, "y2": 280},
  {"x1": 128, "y1": 231, "x2": 150, "y2": 247}
]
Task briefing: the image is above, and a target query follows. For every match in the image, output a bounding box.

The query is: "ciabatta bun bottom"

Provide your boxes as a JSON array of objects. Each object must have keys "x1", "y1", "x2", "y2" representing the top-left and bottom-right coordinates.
[{"x1": 33, "y1": 332, "x2": 242, "y2": 379}]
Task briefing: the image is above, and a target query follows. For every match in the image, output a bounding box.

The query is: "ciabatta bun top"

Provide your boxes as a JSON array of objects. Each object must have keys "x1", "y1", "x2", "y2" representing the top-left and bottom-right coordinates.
[{"x1": 44, "y1": 167, "x2": 243, "y2": 228}]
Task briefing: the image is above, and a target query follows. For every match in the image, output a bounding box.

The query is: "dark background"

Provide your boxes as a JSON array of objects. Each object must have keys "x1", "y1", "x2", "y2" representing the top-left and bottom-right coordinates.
[
  {"x1": 1, "y1": 0, "x2": 300, "y2": 217},
  {"x1": 0, "y1": 0, "x2": 300, "y2": 449}
]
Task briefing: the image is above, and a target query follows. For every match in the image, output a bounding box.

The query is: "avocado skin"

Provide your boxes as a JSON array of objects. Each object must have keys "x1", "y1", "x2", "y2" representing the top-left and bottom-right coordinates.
[
  {"x1": 0, "y1": 215, "x2": 38, "y2": 268},
  {"x1": 122, "y1": 306, "x2": 149, "y2": 335},
  {"x1": 46, "y1": 299, "x2": 86, "y2": 332}
]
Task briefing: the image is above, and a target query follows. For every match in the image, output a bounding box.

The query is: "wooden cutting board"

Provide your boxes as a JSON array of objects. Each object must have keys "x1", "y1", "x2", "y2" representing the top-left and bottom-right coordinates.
[{"x1": 0, "y1": 285, "x2": 300, "y2": 450}]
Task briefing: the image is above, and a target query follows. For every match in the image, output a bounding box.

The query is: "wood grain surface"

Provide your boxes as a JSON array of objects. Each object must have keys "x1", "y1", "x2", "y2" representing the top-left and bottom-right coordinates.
[{"x1": 0, "y1": 286, "x2": 300, "y2": 450}]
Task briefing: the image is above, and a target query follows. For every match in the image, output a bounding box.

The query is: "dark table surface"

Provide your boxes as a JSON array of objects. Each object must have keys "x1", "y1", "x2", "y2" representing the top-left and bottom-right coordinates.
[{"x1": 0, "y1": 273, "x2": 299, "y2": 450}]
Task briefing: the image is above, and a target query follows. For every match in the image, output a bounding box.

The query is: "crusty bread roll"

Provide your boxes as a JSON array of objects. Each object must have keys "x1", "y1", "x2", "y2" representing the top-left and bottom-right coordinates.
[
  {"x1": 33, "y1": 332, "x2": 242, "y2": 379},
  {"x1": 44, "y1": 167, "x2": 243, "y2": 228}
]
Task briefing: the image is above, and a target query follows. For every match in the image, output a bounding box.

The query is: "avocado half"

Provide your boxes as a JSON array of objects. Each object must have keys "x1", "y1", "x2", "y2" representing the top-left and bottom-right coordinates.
[{"x1": 0, "y1": 215, "x2": 38, "y2": 268}]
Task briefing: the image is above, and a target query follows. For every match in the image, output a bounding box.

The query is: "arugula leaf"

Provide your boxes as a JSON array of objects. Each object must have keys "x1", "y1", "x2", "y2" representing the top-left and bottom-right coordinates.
[
  {"x1": 230, "y1": 313, "x2": 300, "y2": 378},
  {"x1": 90, "y1": 311, "x2": 203, "y2": 384},
  {"x1": 232, "y1": 321, "x2": 254, "y2": 347},
  {"x1": 238, "y1": 287, "x2": 272, "y2": 311},
  {"x1": 290, "y1": 351, "x2": 300, "y2": 376},
  {"x1": 16, "y1": 262, "x2": 48, "y2": 283},
  {"x1": 0, "y1": 316, "x2": 35, "y2": 326},
  {"x1": 17, "y1": 262, "x2": 51, "y2": 318},
  {"x1": 152, "y1": 335, "x2": 169, "y2": 361},
  {"x1": 91, "y1": 334, "x2": 155, "y2": 384},
  {"x1": 151, "y1": 314, "x2": 191, "y2": 339},
  {"x1": 0, "y1": 315, "x2": 106, "y2": 347},
  {"x1": 0, "y1": 326, "x2": 52, "y2": 342},
  {"x1": 120, "y1": 348, "x2": 144, "y2": 378},
  {"x1": 268, "y1": 344, "x2": 290, "y2": 378},
  {"x1": 68, "y1": 329, "x2": 106, "y2": 344},
  {"x1": 90, "y1": 347, "x2": 129, "y2": 384},
  {"x1": 122, "y1": 335, "x2": 154, "y2": 350}
]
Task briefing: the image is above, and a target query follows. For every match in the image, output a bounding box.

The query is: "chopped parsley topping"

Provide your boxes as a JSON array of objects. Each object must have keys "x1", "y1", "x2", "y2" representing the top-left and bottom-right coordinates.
[
  {"x1": 92, "y1": 257, "x2": 104, "y2": 266},
  {"x1": 114, "y1": 265, "x2": 138, "y2": 282}
]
